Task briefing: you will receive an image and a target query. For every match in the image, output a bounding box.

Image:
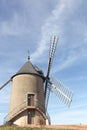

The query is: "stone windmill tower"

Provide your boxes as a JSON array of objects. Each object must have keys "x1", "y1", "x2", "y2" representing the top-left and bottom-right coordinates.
[
  {"x1": 0, "y1": 36, "x2": 73, "y2": 126},
  {"x1": 8, "y1": 59, "x2": 47, "y2": 126}
]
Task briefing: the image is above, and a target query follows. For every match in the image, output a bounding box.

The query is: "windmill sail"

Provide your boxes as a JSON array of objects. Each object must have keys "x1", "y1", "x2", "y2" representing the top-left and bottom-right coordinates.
[
  {"x1": 49, "y1": 78, "x2": 73, "y2": 107},
  {"x1": 45, "y1": 83, "x2": 52, "y2": 111},
  {"x1": 0, "y1": 79, "x2": 11, "y2": 90},
  {"x1": 0, "y1": 36, "x2": 74, "y2": 126},
  {"x1": 45, "y1": 36, "x2": 58, "y2": 97}
]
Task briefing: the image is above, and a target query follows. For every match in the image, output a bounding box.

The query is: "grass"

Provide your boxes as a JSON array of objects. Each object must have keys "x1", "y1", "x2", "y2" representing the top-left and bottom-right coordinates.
[{"x1": 0, "y1": 126, "x2": 74, "y2": 130}]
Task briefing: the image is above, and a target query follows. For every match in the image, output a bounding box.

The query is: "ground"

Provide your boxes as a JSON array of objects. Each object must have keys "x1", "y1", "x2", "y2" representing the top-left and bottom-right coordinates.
[{"x1": 0, "y1": 125, "x2": 87, "y2": 130}]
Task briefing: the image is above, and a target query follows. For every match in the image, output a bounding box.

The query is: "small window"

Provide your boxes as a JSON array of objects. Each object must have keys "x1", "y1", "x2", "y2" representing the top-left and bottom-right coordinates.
[{"x1": 27, "y1": 94, "x2": 34, "y2": 106}]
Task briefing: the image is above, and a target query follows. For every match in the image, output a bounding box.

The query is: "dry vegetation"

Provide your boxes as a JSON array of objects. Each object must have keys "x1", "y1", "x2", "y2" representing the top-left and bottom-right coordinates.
[{"x1": 0, "y1": 125, "x2": 87, "y2": 130}]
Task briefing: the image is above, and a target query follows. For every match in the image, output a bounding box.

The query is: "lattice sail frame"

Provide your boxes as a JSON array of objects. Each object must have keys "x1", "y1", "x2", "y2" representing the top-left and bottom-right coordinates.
[
  {"x1": 45, "y1": 36, "x2": 58, "y2": 96},
  {"x1": 48, "y1": 77, "x2": 73, "y2": 107}
]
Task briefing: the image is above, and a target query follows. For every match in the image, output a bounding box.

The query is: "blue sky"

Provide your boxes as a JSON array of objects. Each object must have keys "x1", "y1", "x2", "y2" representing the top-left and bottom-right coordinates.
[{"x1": 0, "y1": 0, "x2": 87, "y2": 125}]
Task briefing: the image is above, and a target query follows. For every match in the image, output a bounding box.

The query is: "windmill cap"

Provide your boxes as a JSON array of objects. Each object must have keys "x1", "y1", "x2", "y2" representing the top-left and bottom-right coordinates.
[{"x1": 11, "y1": 60, "x2": 44, "y2": 79}]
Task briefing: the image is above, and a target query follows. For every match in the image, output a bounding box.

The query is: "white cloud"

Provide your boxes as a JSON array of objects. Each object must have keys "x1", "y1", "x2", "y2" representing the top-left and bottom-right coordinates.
[
  {"x1": 36, "y1": 0, "x2": 87, "y2": 74},
  {"x1": 31, "y1": 0, "x2": 85, "y2": 66},
  {"x1": 31, "y1": 0, "x2": 71, "y2": 62},
  {"x1": 31, "y1": 38, "x2": 49, "y2": 62}
]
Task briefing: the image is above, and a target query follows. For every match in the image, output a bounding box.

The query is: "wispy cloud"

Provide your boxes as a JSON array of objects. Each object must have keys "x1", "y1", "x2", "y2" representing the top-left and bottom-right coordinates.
[
  {"x1": 31, "y1": 38, "x2": 49, "y2": 63},
  {"x1": 31, "y1": 0, "x2": 87, "y2": 71},
  {"x1": 31, "y1": 0, "x2": 69, "y2": 62}
]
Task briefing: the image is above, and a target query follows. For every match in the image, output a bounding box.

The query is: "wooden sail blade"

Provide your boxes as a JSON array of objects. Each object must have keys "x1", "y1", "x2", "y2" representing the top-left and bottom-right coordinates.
[
  {"x1": 0, "y1": 79, "x2": 11, "y2": 90},
  {"x1": 45, "y1": 36, "x2": 58, "y2": 97},
  {"x1": 49, "y1": 78, "x2": 73, "y2": 107},
  {"x1": 45, "y1": 83, "x2": 52, "y2": 112}
]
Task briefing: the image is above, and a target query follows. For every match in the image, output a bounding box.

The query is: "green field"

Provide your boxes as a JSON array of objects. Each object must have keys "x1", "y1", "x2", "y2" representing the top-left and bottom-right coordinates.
[{"x1": 0, "y1": 126, "x2": 73, "y2": 130}]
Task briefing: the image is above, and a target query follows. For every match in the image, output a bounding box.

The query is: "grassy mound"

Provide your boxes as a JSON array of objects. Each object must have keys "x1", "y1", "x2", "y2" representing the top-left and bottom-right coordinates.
[
  {"x1": 1, "y1": 125, "x2": 87, "y2": 130},
  {"x1": 0, "y1": 126, "x2": 54, "y2": 130},
  {"x1": 0, "y1": 125, "x2": 71, "y2": 130}
]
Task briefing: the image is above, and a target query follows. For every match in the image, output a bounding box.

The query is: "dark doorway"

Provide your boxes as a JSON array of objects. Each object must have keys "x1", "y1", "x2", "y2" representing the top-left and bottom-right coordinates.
[{"x1": 27, "y1": 110, "x2": 35, "y2": 124}]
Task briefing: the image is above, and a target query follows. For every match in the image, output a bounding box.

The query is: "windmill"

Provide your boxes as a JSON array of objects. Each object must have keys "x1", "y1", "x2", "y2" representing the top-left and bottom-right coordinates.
[{"x1": 0, "y1": 36, "x2": 73, "y2": 126}]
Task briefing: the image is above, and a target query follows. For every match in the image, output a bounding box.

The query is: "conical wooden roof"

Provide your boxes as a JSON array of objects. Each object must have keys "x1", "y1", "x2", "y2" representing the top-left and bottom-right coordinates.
[
  {"x1": 17, "y1": 61, "x2": 39, "y2": 75},
  {"x1": 11, "y1": 60, "x2": 44, "y2": 78}
]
